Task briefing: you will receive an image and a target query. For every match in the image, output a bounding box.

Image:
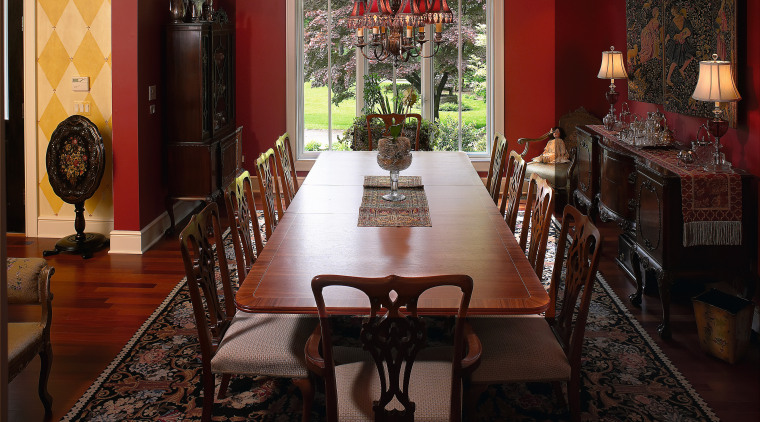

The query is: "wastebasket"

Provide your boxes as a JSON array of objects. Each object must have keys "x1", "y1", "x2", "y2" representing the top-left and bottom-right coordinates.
[{"x1": 692, "y1": 289, "x2": 754, "y2": 364}]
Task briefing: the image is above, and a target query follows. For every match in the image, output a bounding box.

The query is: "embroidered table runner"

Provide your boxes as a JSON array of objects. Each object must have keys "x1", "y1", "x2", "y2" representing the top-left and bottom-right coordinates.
[
  {"x1": 359, "y1": 176, "x2": 431, "y2": 227},
  {"x1": 363, "y1": 175, "x2": 423, "y2": 188},
  {"x1": 591, "y1": 125, "x2": 742, "y2": 247}
]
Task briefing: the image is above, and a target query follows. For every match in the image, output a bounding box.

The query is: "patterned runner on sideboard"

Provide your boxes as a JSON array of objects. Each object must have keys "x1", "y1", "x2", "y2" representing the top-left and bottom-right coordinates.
[
  {"x1": 359, "y1": 176, "x2": 431, "y2": 227},
  {"x1": 591, "y1": 125, "x2": 742, "y2": 246}
]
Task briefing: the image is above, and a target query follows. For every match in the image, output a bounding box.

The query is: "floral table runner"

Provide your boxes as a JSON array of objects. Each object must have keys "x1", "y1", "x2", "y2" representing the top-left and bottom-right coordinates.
[
  {"x1": 358, "y1": 177, "x2": 431, "y2": 227},
  {"x1": 591, "y1": 125, "x2": 742, "y2": 247}
]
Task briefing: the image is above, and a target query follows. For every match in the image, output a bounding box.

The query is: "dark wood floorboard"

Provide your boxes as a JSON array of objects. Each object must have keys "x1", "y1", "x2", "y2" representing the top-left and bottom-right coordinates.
[{"x1": 5, "y1": 209, "x2": 759, "y2": 421}]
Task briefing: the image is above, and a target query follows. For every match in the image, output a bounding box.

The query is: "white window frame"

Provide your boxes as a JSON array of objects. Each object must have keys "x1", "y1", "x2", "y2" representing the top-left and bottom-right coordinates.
[{"x1": 287, "y1": 0, "x2": 503, "y2": 171}]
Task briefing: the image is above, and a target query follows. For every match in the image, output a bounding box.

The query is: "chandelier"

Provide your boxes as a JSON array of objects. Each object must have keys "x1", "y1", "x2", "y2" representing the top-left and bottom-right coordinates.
[{"x1": 348, "y1": 0, "x2": 454, "y2": 64}]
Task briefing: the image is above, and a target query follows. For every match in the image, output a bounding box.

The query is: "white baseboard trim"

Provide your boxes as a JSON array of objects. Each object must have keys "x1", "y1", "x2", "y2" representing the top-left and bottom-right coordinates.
[
  {"x1": 37, "y1": 217, "x2": 114, "y2": 239},
  {"x1": 109, "y1": 201, "x2": 200, "y2": 254}
]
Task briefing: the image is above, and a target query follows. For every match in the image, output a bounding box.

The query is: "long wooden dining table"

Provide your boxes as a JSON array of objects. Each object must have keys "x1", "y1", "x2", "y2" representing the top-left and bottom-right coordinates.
[{"x1": 235, "y1": 151, "x2": 550, "y2": 315}]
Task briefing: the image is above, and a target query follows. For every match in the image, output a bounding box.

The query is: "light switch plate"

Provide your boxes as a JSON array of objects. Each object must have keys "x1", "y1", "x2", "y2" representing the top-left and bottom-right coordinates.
[
  {"x1": 148, "y1": 85, "x2": 157, "y2": 101},
  {"x1": 72, "y1": 76, "x2": 89, "y2": 92}
]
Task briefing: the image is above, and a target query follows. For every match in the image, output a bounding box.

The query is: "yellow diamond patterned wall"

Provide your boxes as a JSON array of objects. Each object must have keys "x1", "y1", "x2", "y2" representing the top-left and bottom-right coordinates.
[
  {"x1": 38, "y1": 0, "x2": 67, "y2": 26},
  {"x1": 37, "y1": 0, "x2": 112, "y2": 220},
  {"x1": 38, "y1": 32, "x2": 70, "y2": 89},
  {"x1": 73, "y1": 0, "x2": 105, "y2": 26}
]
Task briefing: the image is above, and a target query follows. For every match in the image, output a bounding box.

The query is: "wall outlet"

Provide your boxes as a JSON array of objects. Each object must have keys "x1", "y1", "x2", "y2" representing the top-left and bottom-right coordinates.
[
  {"x1": 72, "y1": 76, "x2": 89, "y2": 92},
  {"x1": 149, "y1": 104, "x2": 156, "y2": 114},
  {"x1": 148, "y1": 85, "x2": 157, "y2": 101}
]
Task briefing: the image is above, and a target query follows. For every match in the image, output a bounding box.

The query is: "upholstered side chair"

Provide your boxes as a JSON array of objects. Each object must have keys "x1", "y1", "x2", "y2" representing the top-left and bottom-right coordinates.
[
  {"x1": 485, "y1": 133, "x2": 508, "y2": 205},
  {"x1": 255, "y1": 148, "x2": 284, "y2": 239},
  {"x1": 306, "y1": 274, "x2": 481, "y2": 422},
  {"x1": 274, "y1": 133, "x2": 300, "y2": 209},
  {"x1": 500, "y1": 151, "x2": 527, "y2": 232},
  {"x1": 519, "y1": 174, "x2": 556, "y2": 279},
  {"x1": 468, "y1": 205, "x2": 602, "y2": 422},
  {"x1": 7, "y1": 257, "x2": 55, "y2": 417},
  {"x1": 224, "y1": 171, "x2": 265, "y2": 280},
  {"x1": 517, "y1": 108, "x2": 601, "y2": 210},
  {"x1": 179, "y1": 202, "x2": 317, "y2": 422}
]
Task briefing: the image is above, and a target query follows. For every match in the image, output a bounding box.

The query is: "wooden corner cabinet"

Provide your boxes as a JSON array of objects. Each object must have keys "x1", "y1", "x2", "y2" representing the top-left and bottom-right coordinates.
[
  {"x1": 164, "y1": 18, "x2": 240, "y2": 231},
  {"x1": 574, "y1": 125, "x2": 757, "y2": 339}
]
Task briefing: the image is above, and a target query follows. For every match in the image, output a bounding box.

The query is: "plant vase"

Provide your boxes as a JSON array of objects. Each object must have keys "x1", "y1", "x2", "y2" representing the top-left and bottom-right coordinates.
[{"x1": 376, "y1": 136, "x2": 412, "y2": 201}]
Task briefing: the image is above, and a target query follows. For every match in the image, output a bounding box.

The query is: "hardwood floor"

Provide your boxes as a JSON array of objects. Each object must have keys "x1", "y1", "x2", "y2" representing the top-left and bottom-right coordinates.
[{"x1": 6, "y1": 213, "x2": 759, "y2": 421}]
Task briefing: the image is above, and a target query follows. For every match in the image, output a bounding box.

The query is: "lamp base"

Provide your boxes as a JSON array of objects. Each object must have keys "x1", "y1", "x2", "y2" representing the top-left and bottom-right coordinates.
[{"x1": 603, "y1": 89, "x2": 620, "y2": 130}]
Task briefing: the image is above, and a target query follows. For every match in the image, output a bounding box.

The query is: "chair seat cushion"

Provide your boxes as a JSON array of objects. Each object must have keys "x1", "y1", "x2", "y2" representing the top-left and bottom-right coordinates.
[
  {"x1": 211, "y1": 313, "x2": 317, "y2": 378},
  {"x1": 469, "y1": 316, "x2": 571, "y2": 384},
  {"x1": 525, "y1": 162, "x2": 570, "y2": 189},
  {"x1": 8, "y1": 322, "x2": 43, "y2": 364},
  {"x1": 334, "y1": 351, "x2": 453, "y2": 421}
]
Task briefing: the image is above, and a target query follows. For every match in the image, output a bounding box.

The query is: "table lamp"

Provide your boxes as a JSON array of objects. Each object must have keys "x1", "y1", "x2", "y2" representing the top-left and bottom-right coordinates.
[
  {"x1": 691, "y1": 53, "x2": 741, "y2": 171},
  {"x1": 597, "y1": 46, "x2": 628, "y2": 130}
]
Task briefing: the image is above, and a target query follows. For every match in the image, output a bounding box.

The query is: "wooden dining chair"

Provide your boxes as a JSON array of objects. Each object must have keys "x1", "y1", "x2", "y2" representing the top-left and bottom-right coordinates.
[
  {"x1": 7, "y1": 258, "x2": 54, "y2": 417},
  {"x1": 485, "y1": 133, "x2": 508, "y2": 204},
  {"x1": 500, "y1": 151, "x2": 527, "y2": 232},
  {"x1": 305, "y1": 274, "x2": 482, "y2": 422},
  {"x1": 255, "y1": 148, "x2": 283, "y2": 239},
  {"x1": 366, "y1": 113, "x2": 422, "y2": 151},
  {"x1": 519, "y1": 174, "x2": 556, "y2": 279},
  {"x1": 224, "y1": 171, "x2": 264, "y2": 280},
  {"x1": 468, "y1": 205, "x2": 602, "y2": 422},
  {"x1": 179, "y1": 202, "x2": 317, "y2": 422},
  {"x1": 274, "y1": 133, "x2": 299, "y2": 209}
]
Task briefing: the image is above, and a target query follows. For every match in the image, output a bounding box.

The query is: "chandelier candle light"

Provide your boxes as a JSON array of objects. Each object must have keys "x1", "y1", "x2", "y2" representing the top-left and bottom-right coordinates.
[
  {"x1": 691, "y1": 53, "x2": 741, "y2": 172},
  {"x1": 597, "y1": 46, "x2": 629, "y2": 131},
  {"x1": 349, "y1": 0, "x2": 454, "y2": 64}
]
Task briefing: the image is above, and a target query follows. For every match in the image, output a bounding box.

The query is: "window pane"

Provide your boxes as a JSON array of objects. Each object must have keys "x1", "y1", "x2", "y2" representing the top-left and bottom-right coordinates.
[
  {"x1": 432, "y1": 4, "x2": 460, "y2": 152},
  {"x1": 461, "y1": 0, "x2": 487, "y2": 153},
  {"x1": 331, "y1": 0, "x2": 356, "y2": 151},
  {"x1": 303, "y1": 0, "x2": 330, "y2": 152}
]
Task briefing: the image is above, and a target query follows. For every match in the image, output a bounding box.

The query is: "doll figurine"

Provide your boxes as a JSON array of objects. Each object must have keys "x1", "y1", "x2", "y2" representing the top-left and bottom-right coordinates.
[{"x1": 533, "y1": 127, "x2": 570, "y2": 164}]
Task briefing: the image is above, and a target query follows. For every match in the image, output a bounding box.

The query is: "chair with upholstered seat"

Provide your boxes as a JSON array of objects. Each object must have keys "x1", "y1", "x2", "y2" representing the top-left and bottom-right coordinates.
[
  {"x1": 366, "y1": 113, "x2": 423, "y2": 151},
  {"x1": 468, "y1": 205, "x2": 602, "y2": 422},
  {"x1": 274, "y1": 133, "x2": 299, "y2": 209},
  {"x1": 519, "y1": 174, "x2": 556, "y2": 279},
  {"x1": 499, "y1": 151, "x2": 527, "y2": 232},
  {"x1": 516, "y1": 108, "x2": 601, "y2": 210},
  {"x1": 255, "y1": 148, "x2": 284, "y2": 239},
  {"x1": 485, "y1": 133, "x2": 508, "y2": 205},
  {"x1": 179, "y1": 202, "x2": 317, "y2": 422},
  {"x1": 305, "y1": 274, "x2": 481, "y2": 422},
  {"x1": 7, "y1": 257, "x2": 54, "y2": 417},
  {"x1": 224, "y1": 171, "x2": 265, "y2": 279}
]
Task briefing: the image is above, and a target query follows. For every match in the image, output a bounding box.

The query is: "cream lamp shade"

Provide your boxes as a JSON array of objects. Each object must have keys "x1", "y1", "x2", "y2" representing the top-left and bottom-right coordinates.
[
  {"x1": 597, "y1": 46, "x2": 628, "y2": 79},
  {"x1": 692, "y1": 54, "x2": 741, "y2": 102}
]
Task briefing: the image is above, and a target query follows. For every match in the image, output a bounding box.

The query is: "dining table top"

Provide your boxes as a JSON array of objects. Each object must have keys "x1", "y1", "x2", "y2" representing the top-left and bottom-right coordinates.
[{"x1": 235, "y1": 151, "x2": 550, "y2": 315}]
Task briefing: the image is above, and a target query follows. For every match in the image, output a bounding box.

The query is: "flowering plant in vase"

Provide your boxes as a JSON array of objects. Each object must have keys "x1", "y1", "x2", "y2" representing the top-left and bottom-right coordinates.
[{"x1": 376, "y1": 117, "x2": 412, "y2": 201}]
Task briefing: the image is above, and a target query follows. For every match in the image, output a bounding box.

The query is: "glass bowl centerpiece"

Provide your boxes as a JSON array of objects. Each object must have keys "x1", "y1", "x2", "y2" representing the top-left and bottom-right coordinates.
[{"x1": 376, "y1": 117, "x2": 412, "y2": 201}]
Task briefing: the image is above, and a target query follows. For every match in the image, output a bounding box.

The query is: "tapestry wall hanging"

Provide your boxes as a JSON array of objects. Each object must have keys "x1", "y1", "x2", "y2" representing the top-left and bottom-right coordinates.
[{"x1": 625, "y1": 0, "x2": 737, "y2": 126}]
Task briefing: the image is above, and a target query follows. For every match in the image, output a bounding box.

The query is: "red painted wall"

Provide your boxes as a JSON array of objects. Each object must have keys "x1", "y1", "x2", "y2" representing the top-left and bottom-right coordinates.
[
  {"x1": 504, "y1": 0, "x2": 556, "y2": 159},
  {"x1": 555, "y1": 0, "x2": 626, "y2": 121},
  {"x1": 235, "y1": 1, "x2": 288, "y2": 168},
  {"x1": 111, "y1": 0, "x2": 141, "y2": 231},
  {"x1": 112, "y1": 0, "x2": 172, "y2": 231},
  {"x1": 137, "y1": 0, "x2": 169, "y2": 228}
]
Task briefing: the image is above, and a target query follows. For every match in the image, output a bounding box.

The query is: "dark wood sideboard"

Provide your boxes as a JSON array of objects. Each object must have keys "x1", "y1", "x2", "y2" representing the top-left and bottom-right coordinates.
[
  {"x1": 164, "y1": 19, "x2": 240, "y2": 231},
  {"x1": 574, "y1": 125, "x2": 757, "y2": 339}
]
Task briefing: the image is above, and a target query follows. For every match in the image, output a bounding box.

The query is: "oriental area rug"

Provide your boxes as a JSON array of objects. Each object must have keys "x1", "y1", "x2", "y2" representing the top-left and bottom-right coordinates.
[{"x1": 62, "y1": 214, "x2": 718, "y2": 421}]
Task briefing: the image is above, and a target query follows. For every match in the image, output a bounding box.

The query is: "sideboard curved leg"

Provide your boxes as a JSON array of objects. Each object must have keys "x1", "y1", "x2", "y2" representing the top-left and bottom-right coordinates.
[
  {"x1": 656, "y1": 270, "x2": 673, "y2": 340},
  {"x1": 629, "y1": 250, "x2": 643, "y2": 307}
]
